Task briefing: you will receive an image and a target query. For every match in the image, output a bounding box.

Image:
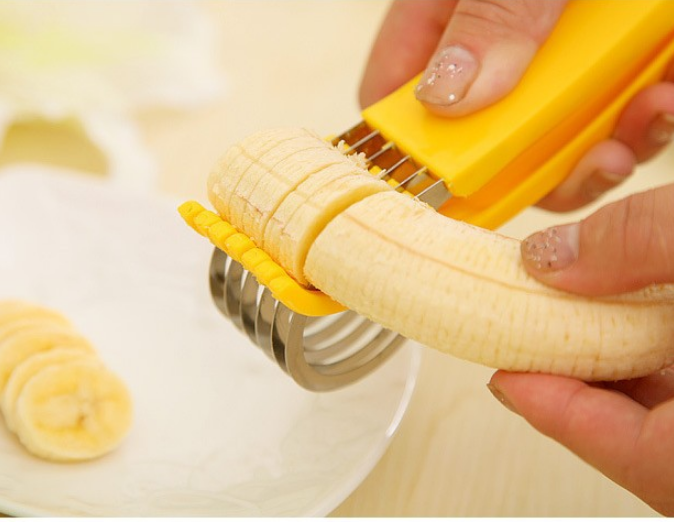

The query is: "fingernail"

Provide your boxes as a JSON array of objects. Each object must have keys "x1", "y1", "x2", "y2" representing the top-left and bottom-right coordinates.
[
  {"x1": 581, "y1": 169, "x2": 629, "y2": 201},
  {"x1": 521, "y1": 223, "x2": 580, "y2": 272},
  {"x1": 415, "y1": 45, "x2": 479, "y2": 106},
  {"x1": 487, "y1": 383, "x2": 519, "y2": 415},
  {"x1": 647, "y1": 112, "x2": 674, "y2": 146}
]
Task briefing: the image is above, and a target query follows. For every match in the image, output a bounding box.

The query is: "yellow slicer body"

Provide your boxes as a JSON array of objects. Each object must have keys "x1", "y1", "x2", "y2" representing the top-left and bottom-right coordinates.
[{"x1": 181, "y1": 0, "x2": 674, "y2": 319}]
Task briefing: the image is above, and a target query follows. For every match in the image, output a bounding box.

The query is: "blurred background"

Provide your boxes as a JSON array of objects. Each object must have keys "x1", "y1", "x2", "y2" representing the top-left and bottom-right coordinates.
[{"x1": 0, "y1": 1, "x2": 670, "y2": 516}]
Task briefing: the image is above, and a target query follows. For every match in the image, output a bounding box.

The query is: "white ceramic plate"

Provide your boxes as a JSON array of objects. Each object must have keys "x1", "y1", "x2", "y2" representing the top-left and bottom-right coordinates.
[{"x1": 0, "y1": 166, "x2": 420, "y2": 517}]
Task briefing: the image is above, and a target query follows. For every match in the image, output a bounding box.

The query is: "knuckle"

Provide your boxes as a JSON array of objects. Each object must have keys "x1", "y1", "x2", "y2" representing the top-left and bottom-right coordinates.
[
  {"x1": 619, "y1": 191, "x2": 674, "y2": 275},
  {"x1": 453, "y1": 0, "x2": 564, "y2": 44}
]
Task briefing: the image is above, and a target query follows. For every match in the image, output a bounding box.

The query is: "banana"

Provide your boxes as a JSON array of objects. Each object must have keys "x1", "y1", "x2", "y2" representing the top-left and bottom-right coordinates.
[
  {"x1": 208, "y1": 127, "x2": 391, "y2": 286},
  {"x1": 0, "y1": 300, "x2": 71, "y2": 330},
  {"x1": 0, "y1": 317, "x2": 74, "y2": 346},
  {"x1": 207, "y1": 127, "x2": 674, "y2": 381},
  {"x1": 0, "y1": 324, "x2": 95, "y2": 393},
  {"x1": 2, "y1": 347, "x2": 97, "y2": 433},
  {"x1": 13, "y1": 359, "x2": 133, "y2": 462},
  {"x1": 264, "y1": 161, "x2": 391, "y2": 286},
  {"x1": 0, "y1": 300, "x2": 132, "y2": 461}
]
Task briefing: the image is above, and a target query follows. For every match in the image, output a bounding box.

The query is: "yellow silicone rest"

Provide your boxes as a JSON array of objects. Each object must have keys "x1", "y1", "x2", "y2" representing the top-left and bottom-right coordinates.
[
  {"x1": 178, "y1": 201, "x2": 346, "y2": 316},
  {"x1": 362, "y1": 0, "x2": 674, "y2": 229}
]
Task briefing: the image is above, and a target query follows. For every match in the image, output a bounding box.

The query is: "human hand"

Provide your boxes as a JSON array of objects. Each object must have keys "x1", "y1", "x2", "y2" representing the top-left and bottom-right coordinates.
[
  {"x1": 487, "y1": 184, "x2": 674, "y2": 515},
  {"x1": 359, "y1": 0, "x2": 674, "y2": 212}
]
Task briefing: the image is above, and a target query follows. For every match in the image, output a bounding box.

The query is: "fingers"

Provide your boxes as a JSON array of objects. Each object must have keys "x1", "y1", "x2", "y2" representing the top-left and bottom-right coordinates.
[
  {"x1": 489, "y1": 371, "x2": 647, "y2": 484},
  {"x1": 613, "y1": 81, "x2": 674, "y2": 163},
  {"x1": 606, "y1": 367, "x2": 674, "y2": 409},
  {"x1": 414, "y1": 0, "x2": 567, "y2": 116},
  {"x1": 538, "y1": 67, "x2": 674, "y2": 210},
  {"x1": 490, "y1": 371, "x2": 674, "y2": 515},
  {"x1": 537, "y1": 140, "x2": 635, "y2": 212},
  {"x1": 359, "y1": 0, "x2": 456, "y2": 109},
  {"x1": 521, "y1": 183, "x2": 674, "y2": 295}
]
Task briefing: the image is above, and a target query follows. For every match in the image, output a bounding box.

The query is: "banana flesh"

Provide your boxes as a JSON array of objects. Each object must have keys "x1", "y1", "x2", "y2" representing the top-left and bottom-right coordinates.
[
  {"x1": 0, "y1": 301, "x2": 132, "y2": 461},
  {"x1": 0, "y1": 300, "x2": 71, "y2": 329},
  {"x1": 208, "y1": 127, "x2": 390, "y2": 285},
  {"x1": 207, "y1": 127, "x2": 674, "y2": 381},
  {"x1": 0, "y1": 324, "x2": 94, "y2": 392},
  {"x1": 306, "y1": 192, "x2": 674, "y2": 380},
  {"x1": 14, "y1": 360, "x2": 132, "y2": 462},
  {"x1": 2, "y1": 347, "x2": 95, "y2": 433}
]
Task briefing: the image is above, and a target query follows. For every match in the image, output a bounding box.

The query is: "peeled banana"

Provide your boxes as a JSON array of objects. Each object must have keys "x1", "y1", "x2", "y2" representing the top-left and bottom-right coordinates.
[
  {"x1": 0, "y1": 300, "x2": 132, "y2": 461},
  {"x1": 207, "y1": 127, "x2": 674, "y2": 381},
  {"x1": 2, "y1": 347, "x2": 95, "y2": 433},
  {"x1": 0, "y1": 324, "x2": 94, "y2": 392},
  {"x1": 0, "y1": 300, "x2": 70, "y2": 330},
  {"x1": 14, "y1": 359, "x2": 132, "y2": 462}
]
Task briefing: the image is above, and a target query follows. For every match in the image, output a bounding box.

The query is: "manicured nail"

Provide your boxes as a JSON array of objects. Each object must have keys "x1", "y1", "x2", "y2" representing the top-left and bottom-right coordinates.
[
  {"x1": 415, "y1": 45, "x2": 479, "y2": 106},
  {"x1": 581, "y1": 169, "x2": 629, "y2": 201},
  {"x1": 521, "y1": 223, "x2": 580, "y2": 272},
  {"x1": 487, "y1": 383, "x2": 519, "y2": 415},
  {"x1": 647, "y1": 112, "x2": 674, "y2": 146}
]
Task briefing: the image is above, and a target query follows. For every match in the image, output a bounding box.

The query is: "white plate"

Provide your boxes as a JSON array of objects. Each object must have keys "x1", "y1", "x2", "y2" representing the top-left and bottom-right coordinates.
[{"x1": 0, "y1": 166, "x2": 420, "y2": 517}]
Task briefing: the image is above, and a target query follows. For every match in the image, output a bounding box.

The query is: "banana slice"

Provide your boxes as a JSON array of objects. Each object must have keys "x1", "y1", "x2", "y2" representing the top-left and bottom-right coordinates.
[
  {"x1": 2, "y1": 347, "x2": 97, "y2": 433},
  {"x1": 0, "y1": 317, "x2": 75, "y2": 346},
  {"x1": 13, "y1": 359, "x2": 133, "y2": 462},
  {"x1": 0, "y1": 300, "x2": 70, "y2": 330},
  {"x1": 264, "y1": 162, "x2": 391, "y2": 286},
  {"x1": 209, "y1": 128, "x2": 354, "y2": 247},
  {"x1": 207, "y1": 127, "x2": 674, "y2": 381},
  {"x1": 207, "y1": 127, "x2": 313, "y2": 224},
  {"x1": 0, "y1": 324, "x2": 94, "y2": 392}
]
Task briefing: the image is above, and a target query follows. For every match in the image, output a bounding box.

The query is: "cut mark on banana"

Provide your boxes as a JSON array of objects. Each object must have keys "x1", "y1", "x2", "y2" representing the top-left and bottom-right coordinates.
[{"x1": 207, "y1": 127, "x2": 674, "y2": 381}]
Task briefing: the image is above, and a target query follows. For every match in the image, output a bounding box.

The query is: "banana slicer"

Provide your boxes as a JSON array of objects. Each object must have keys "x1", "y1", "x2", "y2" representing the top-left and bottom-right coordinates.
[{"x1": 180, "y1": 0, "x2": 674, "y2": 391}]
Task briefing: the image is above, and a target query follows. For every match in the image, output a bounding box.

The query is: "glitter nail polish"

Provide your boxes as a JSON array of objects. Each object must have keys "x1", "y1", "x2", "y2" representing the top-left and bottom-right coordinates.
[
  {"x1": 415, "y1": 46, "x2": 479, "y2": 106},
  {"x1": 521, "y1": 223, "x2": 580, "y2": 272}
]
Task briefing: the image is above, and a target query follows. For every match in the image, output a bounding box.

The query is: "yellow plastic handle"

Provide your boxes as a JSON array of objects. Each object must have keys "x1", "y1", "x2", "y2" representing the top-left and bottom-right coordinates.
[{"x1": 362, "y1": 0, "x2": 674, "y2": 228}]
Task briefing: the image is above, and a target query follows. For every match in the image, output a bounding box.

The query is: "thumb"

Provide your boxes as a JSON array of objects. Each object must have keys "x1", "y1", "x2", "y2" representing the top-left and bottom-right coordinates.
[
  {"x1": 521, "y1": 184, "x2": 674, "y2": 296},
  {"x1": 415, "y1": 0, "x2": 567, "y2": 117}
]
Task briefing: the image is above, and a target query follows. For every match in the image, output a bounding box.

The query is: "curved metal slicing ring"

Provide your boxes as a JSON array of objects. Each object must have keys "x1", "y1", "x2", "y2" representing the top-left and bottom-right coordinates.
[{"x1": 209, "y1": 248, "x2": 405, "y2": 391}]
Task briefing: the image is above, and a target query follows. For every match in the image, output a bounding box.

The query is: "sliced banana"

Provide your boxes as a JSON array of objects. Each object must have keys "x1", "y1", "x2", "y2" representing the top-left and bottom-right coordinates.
[
  {"x1": 13, "y1": 359, "x2": 133, "y2": 462},
  {"x1": 208, "y1": 128, "x2": 357, "y2": 246},
  {"x1": 0, "y1": 300, "x2": 70, "y2": 330},
  {"x1": 264, "y1": 162, "x2": 391, "y2": 286},
  {"x1": 0, "y1": 300, "x2": 132, "y2": 461},
  {"x1": 2, "y1": 347, "x2": 97, "y2": 433},
  {"x1": 207, "y1": 127, "x2": 674, "y2": 381},
  {"x1": 0, "y1": 324, "x2": 94, "y2": 392},
  {"x1": 0, "y1": 317, "x2": 74, "y2": 346}
]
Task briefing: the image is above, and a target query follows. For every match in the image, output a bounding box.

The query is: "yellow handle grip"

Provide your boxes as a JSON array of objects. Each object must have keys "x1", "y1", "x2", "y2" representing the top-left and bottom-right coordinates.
[{"x1": 362, "y1": 0, "x2": 674, "y2": 228}]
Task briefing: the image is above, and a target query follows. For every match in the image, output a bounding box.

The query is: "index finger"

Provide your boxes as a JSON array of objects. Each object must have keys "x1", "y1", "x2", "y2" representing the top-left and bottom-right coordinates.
[
  {"x1": 489, "y1": 371, "x2": 674, "y2": 515},
  {"x1": 359, "y1": 0, "x2": 456, "y2": 108}
]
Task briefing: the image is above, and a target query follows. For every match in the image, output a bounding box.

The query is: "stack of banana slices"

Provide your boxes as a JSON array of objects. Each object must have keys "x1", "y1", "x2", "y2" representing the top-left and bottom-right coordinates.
[{"x1": 0, "y1": 300, "x2": 132, "y2": 462}]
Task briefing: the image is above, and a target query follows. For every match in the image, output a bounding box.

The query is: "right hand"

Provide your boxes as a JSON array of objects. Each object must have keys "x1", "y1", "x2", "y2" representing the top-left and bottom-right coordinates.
[{"x1": 359, "y1": 0, "x2": 674, "y2": 213}]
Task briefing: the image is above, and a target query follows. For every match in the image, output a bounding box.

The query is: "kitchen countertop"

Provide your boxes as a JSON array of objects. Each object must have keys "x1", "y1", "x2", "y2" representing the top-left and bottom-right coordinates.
[{"x1": 1, "y1": 1, "x2": 670, "y2": 516}]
